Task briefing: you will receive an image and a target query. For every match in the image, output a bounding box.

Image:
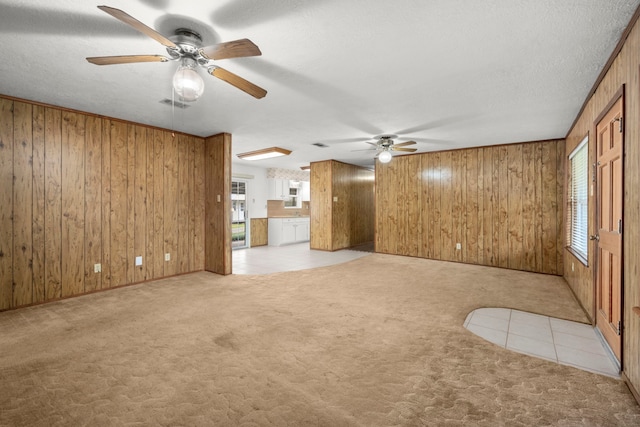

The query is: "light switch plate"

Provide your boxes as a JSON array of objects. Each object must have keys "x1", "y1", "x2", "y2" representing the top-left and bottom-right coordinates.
[
  {"x1": 165, "y1": 253, "x2": 170, "y2": 261},
  {"x1": 135, "y1": 256, "x2": 143, "y2": 266},
  {"x1": 94, "y1": 263, "x2": 101, "y2": 273}
]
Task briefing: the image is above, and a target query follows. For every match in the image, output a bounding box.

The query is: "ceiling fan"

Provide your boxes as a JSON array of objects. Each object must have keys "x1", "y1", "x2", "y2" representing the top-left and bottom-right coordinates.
[
  {"x1": 361, "y1": 134, "x2": 417, "y2": 163},
  {"x1": 86, "y1": 5, "x2": 266, "y2": 100}
]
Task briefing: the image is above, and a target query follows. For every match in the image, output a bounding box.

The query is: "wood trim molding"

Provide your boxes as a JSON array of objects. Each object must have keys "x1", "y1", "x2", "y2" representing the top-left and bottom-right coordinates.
[
  {"x1": 568, "y1": 5, "x2": 640, "y2": 135},
  {"x1": 622, "y1": 372, "x2": 640, "y2": 406},
  {"x1": 0, "y1": 93, "x2": 202, "y2": 140}
]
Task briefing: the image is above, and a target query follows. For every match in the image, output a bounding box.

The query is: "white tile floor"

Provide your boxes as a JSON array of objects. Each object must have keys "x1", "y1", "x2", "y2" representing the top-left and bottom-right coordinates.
[
  {"x1": 464, "y1": 308, "x2": 620, "y2": 378},
  {"x1": 232, "y1": 242, "x2": 372, "y2": 275}
]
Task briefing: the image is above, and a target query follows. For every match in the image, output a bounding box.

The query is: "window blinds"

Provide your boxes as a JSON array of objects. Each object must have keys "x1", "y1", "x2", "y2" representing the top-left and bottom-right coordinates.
[{"x1": 569, "y1": 137, "x2": 588, "y2": 260}]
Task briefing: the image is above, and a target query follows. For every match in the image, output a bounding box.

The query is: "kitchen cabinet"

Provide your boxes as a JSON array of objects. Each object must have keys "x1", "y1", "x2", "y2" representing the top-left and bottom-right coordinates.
[
  {"x1": 300, "y1": 181, "x2": 310, "y2": 202},
  {"x1": 268, "y1": 217, "x2": 310, "y2": 246},
  {"x1": 267, "y1": 178, "x2": 290, "y2": 200}
]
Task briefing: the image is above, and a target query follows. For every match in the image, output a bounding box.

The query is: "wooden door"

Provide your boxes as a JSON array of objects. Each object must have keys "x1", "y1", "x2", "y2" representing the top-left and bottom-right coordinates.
[{"x1": 595, "y1": 96, "x2": 624, "y2": 362}]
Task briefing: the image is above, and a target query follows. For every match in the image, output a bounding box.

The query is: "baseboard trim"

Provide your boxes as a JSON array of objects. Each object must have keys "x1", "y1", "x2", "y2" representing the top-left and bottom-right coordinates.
[{"x1": 622, "y1": 372, "x2": 640, "y2": 406}]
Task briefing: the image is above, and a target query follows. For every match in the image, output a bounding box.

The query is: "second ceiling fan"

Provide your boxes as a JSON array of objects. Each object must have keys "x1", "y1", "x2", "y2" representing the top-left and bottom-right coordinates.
[{"x1": 86, "y1": 5, "x2": 267, "y2": 100}]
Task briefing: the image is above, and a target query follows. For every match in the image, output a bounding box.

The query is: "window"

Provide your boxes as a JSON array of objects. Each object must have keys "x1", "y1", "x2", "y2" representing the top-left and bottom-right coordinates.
[{"x1": 567, "y1": 136, "x2": 588, "y2": 263}]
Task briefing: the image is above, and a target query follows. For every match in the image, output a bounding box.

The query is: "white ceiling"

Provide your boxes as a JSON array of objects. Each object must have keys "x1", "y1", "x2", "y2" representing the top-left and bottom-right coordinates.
[{"x1": 1, "y1": 0, "x2": 638, "y2": 170}]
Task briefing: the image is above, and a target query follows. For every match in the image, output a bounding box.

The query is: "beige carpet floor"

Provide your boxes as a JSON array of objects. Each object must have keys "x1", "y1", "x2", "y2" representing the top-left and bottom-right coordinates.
[{"x1": 1, "y1": 254, "x2": 639, "y2": 426}]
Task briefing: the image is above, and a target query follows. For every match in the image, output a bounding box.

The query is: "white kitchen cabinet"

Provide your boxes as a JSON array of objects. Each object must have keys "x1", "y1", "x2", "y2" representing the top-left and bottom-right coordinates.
[
  {"x1": 267, "y1": 178, "x2": 290, "y2": 200},
  {"x1": 268, "y1": 217, "x2": 310, "y2": 246},
  {"x1": 300, "y1": 181, "x2": 310, "y2": 202}
]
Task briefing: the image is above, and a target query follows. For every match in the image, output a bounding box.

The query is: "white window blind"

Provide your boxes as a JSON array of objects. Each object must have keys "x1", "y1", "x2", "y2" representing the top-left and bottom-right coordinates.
[{"x1": 568, "y1": 136, "x2": 588, "y2": 261}]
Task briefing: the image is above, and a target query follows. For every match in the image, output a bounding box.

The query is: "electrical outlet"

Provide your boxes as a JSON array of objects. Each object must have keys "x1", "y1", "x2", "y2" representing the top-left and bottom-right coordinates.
[
  {"x1": 135, "y1": 256, "x2": 143, "y2": 266},
  {"x1": 94, "y1": 263, "x2": 101, "y2": 273},
  {"x1": 165, "y1": 253, "x2": 170, "y2": 261},
  {"x1": 333, "y1": 196, "x2": 338, "y2": 202},
  {"x1": 455, "y1": 243, "x2": 461, "y2": 250}
]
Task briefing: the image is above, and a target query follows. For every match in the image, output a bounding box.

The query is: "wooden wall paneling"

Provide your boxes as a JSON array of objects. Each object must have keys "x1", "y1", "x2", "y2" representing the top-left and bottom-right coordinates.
[
  {"x1": 331, "y1": 162, "x2": 347, "y2": 249},
  {"x1": 152, "y1": 129, "x2": 165, "y2": 279},
  {"x1": 0, "y1": 98, "x2": 13, "y2": 309},
  {"x1": 507, "y1": 144, "x2": 523, "y2": 270},
  {"x1": 555, "y1": 140, "x2": 565, "y2": 274},
  {"x1": 310, "y1": 161, "x2": 332, "y2": 251},
  {"x1": 560, "y1": 16, "x2": 640, "y2": 394},
  {"x1": 126, "y1": 125, "x2": 136, "y2": 284},
  {"x1": 497, "y1": 146, "x2": 509, "y2": 268},
  {"x1": 101, "y1": 118, "x2": 111, "y2": 289},
  {"x1": 44, "y1": 108, "x2": 63, "y2": 300},
  {"x1": 204, "y1": 133, "x2": 231, "y2": 275},
  {"x1": 188, "y1": 136, "x2": 196, "y2": 271},
  {"x1": 480, "y1": 148, "x2": 492, "y2": 265},
  {"x1": 419, "y1": 155, "x2": 430, "y2": 258},
  {"x1": 387, "y1": 159, "x2": 400, "y2": 255},
  {"x1": 61, "y1": 111, "x2": 85, "y2": 297},
  {"x1": 466, "y1": 149, "x2": 479, "y2": 264},
  {"x1": 250, "y1": 218, "x2": 268, "y2": 247},
  {"x1": 163, "y1": 133, "x2": 178, "y2": 276},
  {"x1": 84, "y1": 116, "x2": 102, "y2": 292},
  {"x1": 395, "y1": 157, "x2": 408, "y2": 255},
  {"x1": 109, "y1": 120, "x2": 128, "y2": 287},
  {"x1": 32, "y1": 105, "x2": 46, "y2": 303},
  {"x1": 451, "y1": 150, "x2": 465, "y2": 262},
  {"x1": 12, "y1": 102, "x2": 33, "y2": 307},
  {"x1": 439, "y1": 151, "x2": 453, "y2": 261},
  {"x1": 406, "y1": 156, "x2": 422, "y2": 256},
  {"x1": 489, "y1": 147, "x2": 501, "y2": 267},
  {"x1": 541, "y1": 141, "x2": 558, "y2": 274},
  {"x1": 521, "y1": 143, "x2": 538, "y2": 272},
  {"x1": 133, "y1": 125, "x2": 147, "y2": 282},
  {"x1": 178, "y1": 134, "x2": 190, "y2": 274},
  {"x1": 144, "y1": 127, "x2": 155, "y2": 280},
  {"x1": 193, "y1": 138, "x2": 205, "y2": 270},
  {"x1": 431, "y1": 152, "x2": 442, "y2": 260}
]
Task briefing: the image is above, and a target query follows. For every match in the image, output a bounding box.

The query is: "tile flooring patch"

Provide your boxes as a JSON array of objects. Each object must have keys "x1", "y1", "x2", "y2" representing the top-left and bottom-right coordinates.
[{"x1": 464, "y1": 308, "x2": 620, "y2": 378}]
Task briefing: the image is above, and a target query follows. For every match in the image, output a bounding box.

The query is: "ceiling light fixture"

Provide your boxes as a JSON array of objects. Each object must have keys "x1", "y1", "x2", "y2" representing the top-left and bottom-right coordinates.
[
  {"x1": 378, "y1": 150, "x2": 393, "y2": 163},
  {"x1": 173, "y1": 57, "x2": 205, "y2": 102},
  {"x1": 237, "y1": 147, "x2": 292, "y2": 161}
]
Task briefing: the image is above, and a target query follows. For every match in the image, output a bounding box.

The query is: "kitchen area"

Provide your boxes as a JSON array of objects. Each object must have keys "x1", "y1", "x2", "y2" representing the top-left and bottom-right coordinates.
[{"x1": 232, "y1": 165, "x2": 312, "y2": 250}]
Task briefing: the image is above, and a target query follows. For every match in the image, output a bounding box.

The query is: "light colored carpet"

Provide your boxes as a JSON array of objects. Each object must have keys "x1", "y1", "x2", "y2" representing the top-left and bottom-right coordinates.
[{"x1": 1, "y1": 254, "x2": 639, "y2": 426}]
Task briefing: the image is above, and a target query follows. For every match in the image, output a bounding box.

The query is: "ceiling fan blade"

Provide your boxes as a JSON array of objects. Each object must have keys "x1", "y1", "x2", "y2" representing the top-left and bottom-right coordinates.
[
  {"x1": 200, "y1": 39, "x2": 262, "y2": 60},
  {"x1": 97, "y1": 5, "x2": 177, "y2": 49},
  {"x1": 393, "y1": 147, "x2": 418, "y2": 152},
  {"x1": 87, "y1": 55, "x2": 170, "y2": 65},
  {"x1": 394, "y1": 140, "x2": 417, "y2": 147},
  {"x1": 365, "y1": 141, "x2": 378, "y2": 146},
  {"x1": 210, "y1": 67, "x2": 267, "y2": 99}
]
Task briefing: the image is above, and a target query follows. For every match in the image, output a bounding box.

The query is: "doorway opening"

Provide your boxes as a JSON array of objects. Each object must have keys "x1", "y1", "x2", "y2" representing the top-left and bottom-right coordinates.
[{"x1": 232, "y1": 179, "x2": 249, "y2": 249}]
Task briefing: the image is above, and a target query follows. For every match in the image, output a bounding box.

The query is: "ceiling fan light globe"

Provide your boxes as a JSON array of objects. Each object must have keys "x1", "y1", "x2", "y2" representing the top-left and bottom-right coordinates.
[
  {"x1": 173, "y1": 66, "x2": 204, "y2": 102},
  {"x1": 378, "y1": 151, "x2": 392, "y2": 163}
]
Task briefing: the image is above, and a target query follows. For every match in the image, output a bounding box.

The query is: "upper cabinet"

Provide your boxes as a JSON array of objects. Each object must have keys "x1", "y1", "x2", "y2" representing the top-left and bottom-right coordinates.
[
  {"x1": 300, "y1": 181, "x2": 310, "y2": 202},
  {"x1": 267, "y1": 178, "x2": 290, "y2": 200},
  {"x1": 267, "y1": 179, "x2": 310, "y2": 207}
]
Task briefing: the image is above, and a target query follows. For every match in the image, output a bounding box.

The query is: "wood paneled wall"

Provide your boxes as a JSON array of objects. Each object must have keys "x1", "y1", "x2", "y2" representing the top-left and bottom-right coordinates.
[
  {"x1": 310, "y1": 160, "x2": 375, "y2": 251},
  {"x1": 250, "y1": 218, "x2": 268, "y2": 247},
  {"x1": 0, "y1": 96, "x2": 205, "y2": 311},
  {"x1": 563, "y1": 11, "x2": 640, "y2": 395},
  {"x1": 375, "y1": 140, "x2": 565, "y2": 275},
  {"x1": 204, "y1": 133, "x2": 232, "y2": 275}
]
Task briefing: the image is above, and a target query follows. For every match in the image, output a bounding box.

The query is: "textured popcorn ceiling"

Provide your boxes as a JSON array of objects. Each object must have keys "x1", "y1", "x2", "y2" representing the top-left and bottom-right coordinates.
[{"x1": 0, "y1": 0, "x2": 638, "y2": 170}]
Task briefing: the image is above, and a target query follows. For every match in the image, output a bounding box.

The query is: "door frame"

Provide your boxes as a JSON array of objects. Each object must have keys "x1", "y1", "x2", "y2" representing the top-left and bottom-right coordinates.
[
  {"x1": 592, "y1": 85, "x2": 625, "y2": 365},
  {"x1": 231, "y1": 177, "x2": 250, "y2": 249}
]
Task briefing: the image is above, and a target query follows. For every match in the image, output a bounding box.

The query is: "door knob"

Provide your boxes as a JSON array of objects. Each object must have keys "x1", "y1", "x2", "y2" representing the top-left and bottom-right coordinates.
[{"x1": 589, "y1": 235, "x2": 599, "y2": 241}]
